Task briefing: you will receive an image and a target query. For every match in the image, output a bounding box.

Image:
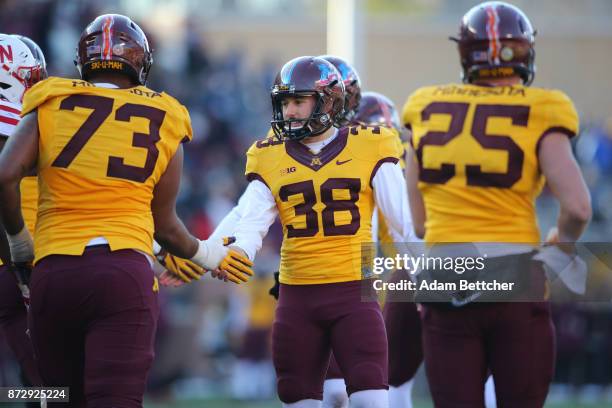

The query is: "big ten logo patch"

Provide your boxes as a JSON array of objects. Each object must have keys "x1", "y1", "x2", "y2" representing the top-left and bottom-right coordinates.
[
  {"x1": 280, "y1": 166, "x2": 297, "y2": 176},
  {"x1": 0, "y1": 45, "x2": 13, "y2": 63}
]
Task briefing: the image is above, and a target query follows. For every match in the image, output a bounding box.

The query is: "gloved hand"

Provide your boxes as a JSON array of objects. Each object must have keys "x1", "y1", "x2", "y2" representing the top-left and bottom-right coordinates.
[
  {"x1": 269, "y1": 271, "x2": 280, "y2": 300},
  {"x1": 156, "y1": 249, "x2": 206, "y2": 283},
  {"x1": 11, "y1": 262, "x2": 32, "y2": 307},
  {"x1": 158, "y1": 270, "x2": 187, "y2": 287},
  {"x1": 191, "y1": 238, "x2": 254, "y2": 284}
]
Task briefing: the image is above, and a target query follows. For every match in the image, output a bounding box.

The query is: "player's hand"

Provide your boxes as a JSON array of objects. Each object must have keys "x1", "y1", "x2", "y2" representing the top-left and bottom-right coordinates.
[
  {"x1": 157, "y1": 250, "x2": 206, "y2": 283},
  {"x1": 190, "y1": 238, "x2": 254, "y2": 284},
  {"x1": 544, "y1": 227, "x2": 576, "y2": 255},
  {"x1": 158, "y1": 270, "x2": 187, "y2": 287},
  {"x1": 545, "y1": 227, "x2": 559, "y2": 244},
  {"x1": 10, "y1": 262, "x2": 32, "y2": 306},
  {"x1": 210, "y1": 268, "x2": 229, "y2": 282},
  {"x1": 269, "y1": 271, "x2": 280, "y2": 300},
  {"x1": 219, "y1": 246, "x2": 254, "y2": 284}
]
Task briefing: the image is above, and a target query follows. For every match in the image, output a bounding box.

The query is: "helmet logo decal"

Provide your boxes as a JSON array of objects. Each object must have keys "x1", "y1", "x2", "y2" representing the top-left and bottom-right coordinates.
[
  {"x1": 472, "y1": 51, "x2": 488, "y2": 62},
  {"x1": 485, "y1": 5, "x2": 501, "y2": 64},
  {"x1": 101, "y1": 15, "x2": 114, "y2": 61},
  {"x1": 86, "y1": 45, "x2": 101, "y2": 57},
  {"x1": 317, "y1": 62, "x2": 333, "y2": 82},
  {"x1": 0, "y1": 45, "x2": 13, "y2": 64},
  {"x1": 281, "y1": 59, "x2": 298, "y2": 84},
  {"x1": 112, "y1": 44, "x2": 124, "y2": 56},
  {"x1": 500, "y1": 46, "x2": 514, "y2": 61}
]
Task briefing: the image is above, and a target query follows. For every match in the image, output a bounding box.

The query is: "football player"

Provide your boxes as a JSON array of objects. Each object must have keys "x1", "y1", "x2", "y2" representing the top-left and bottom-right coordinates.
[
  {"x1": 206, "y1": 55, "x2": 364, "y2": 408},
  {"x1": 0, "y1": 33, "x2": 45, "y2": 391},
  {"x1": 225, "y1": 56, "x2": 413, "y2": 408},
  {"x1": 318, "y1": 55, "x2": 362, "y2": 408},
  {"x1": 323, "y1": 91, "x2": 424, "y2": 408},
  {"x1": 402, "y1": 2, "x2": 591, "y2": 407},
  {"x1": 0, "y1": 14, "x2": 253, "y2": 407},
  {"x1": 353, "y1": 92, "x2": 424, "y2": 408}
]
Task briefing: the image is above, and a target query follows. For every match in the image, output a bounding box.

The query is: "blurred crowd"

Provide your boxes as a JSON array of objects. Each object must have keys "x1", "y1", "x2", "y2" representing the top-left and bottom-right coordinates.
[{"x1": 0, "y1": 0, "x2": 612, "y2": 403}]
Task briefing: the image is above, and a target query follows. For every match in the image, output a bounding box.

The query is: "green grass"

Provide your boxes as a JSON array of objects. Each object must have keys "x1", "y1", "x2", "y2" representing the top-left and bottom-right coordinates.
[{"x1": 144, "y1": 398, "x2": 612, "y2": 408}]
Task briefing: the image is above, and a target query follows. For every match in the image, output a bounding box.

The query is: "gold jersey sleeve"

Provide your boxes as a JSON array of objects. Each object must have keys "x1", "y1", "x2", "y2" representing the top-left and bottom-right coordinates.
[
  {"x1": 245, "y1": 126, "x2": 400, "y2": 285},
  {"x1": 402, "y1": 83, "x2": 579, "y2": 243},
  {"x1": 22, "y1": 77, "x2": 192, "y2": 262}
]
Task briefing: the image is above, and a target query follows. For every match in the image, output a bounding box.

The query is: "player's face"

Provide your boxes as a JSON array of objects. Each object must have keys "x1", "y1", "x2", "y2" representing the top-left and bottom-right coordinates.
[{"x1": 281, "y1": 95, "x2": 316, "y2": 129}]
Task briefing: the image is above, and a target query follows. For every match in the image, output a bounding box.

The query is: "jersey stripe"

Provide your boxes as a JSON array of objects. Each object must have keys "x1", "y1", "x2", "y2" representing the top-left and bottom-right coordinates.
[
  {"x1": 102, "y1": 15, "x2": 114, "y2": 60},
  {"x1": 0, "y1": 100, "x2": 21, "y2": 136},
  {"x1": 0, "y1": 102, "x2": 21, "y2": 116},
  {"x1": 0, "y1": 114, "x2": 18, "y2": 126}
]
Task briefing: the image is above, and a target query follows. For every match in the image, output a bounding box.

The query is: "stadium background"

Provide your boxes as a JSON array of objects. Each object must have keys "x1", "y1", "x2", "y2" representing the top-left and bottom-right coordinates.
[{"x1": 1, "y1": 0, "x2": 611, "y2": 406}]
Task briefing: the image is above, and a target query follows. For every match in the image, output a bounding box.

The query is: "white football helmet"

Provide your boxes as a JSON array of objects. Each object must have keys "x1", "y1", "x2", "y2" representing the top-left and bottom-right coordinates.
[{"x1": 0, "y1": 34, "x2": 40, "y2": 103}]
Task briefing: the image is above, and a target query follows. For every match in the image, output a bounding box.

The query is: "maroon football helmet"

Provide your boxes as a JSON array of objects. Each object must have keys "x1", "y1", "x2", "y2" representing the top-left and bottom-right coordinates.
[
  {"x1": 450, "y1": 1, "x2": 536, "y2": 85},
  {"x1": 319, "y1": 55, "x2": 361, "y2": 126},
  {"x1": 352, "y1": 91, "x2": 400, "y2": 130},
  {"x1": 75, "y1": 14, "x2": 152, "y2": 85},
  {"x1": 271, "y1": 56, "x2": 345, "y2": 141}
]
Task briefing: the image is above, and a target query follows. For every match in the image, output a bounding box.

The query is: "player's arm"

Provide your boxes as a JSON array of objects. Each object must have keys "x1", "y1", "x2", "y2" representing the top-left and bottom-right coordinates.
[
  {"x1": 151, "y1": 145, "x2": 199, "y2": 258},
  {"x1": 371, "y1": 160, "x2": 416, "y2": 242},
  {"x1": 151, "y1": 145, "x2": 253, "y2": 281},
  {"x1": 405, "y1": 145, "x2": 426, "y2": 239},
  {"x1": 0, "y1": 112, "x2": 38, "y2": 262},
  {"x1": 539, "y1": 132, "x2": 591, "y2": 243},
  {"x1": 0, "y1": 136, "x2": 10, "y2": 264},
  {"x1": 231, "y1": 180, "x2": 278, "y2": 261}
]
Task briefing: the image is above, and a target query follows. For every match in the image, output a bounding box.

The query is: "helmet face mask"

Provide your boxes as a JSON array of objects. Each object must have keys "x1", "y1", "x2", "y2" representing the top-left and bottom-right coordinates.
[
  {"x1": 271, "y1": 56, "x2": 345, "y2": 141},
  {"x1": 12, "y1": 35, "x2": 47, "y2": 84},
  {"x1": 452, "y1": 1, "x2": 536, "y2": 85},
  {"x1": 75, "y1": 14, "x2": 153, "y2": 85},
  {"x1": 271, "y1": 91, "x2": 326, "y2": 140},
  {"x1": 0, "y1": 34, "x2": 40, "y2": 103}
]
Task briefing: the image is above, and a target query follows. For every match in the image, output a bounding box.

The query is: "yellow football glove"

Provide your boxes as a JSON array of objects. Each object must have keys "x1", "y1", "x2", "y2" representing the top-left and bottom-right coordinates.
[
  {"x1": 218, "y1": 248, "x2": 254, "y2": 284},
  {"x1": 156, "y1": 249, "x2": 206, "y2": 283}
]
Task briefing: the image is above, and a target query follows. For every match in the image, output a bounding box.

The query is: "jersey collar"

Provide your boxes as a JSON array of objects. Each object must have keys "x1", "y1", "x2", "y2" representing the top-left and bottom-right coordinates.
[{"x1": 285, "y1": 127, "x2": 349, "y2": 171}]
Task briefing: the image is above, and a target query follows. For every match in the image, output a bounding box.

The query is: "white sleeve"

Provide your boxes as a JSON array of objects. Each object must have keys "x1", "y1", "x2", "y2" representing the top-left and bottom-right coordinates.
[
  {"x1": 372, "y1": 162, "x2": 417, "y2": 242},
  {"x1": 209, "y1": 188, "x2": 252, "y2": 241},
  {"x1": 232, "y1": 180, "x2": 278, "y2": 261}
]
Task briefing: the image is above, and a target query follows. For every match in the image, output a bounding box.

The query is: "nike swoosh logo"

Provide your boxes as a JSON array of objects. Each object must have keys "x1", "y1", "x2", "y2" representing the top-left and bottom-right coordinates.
[{"x1": 336, "y1": 159, "x2": 352, "y2": 165}]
